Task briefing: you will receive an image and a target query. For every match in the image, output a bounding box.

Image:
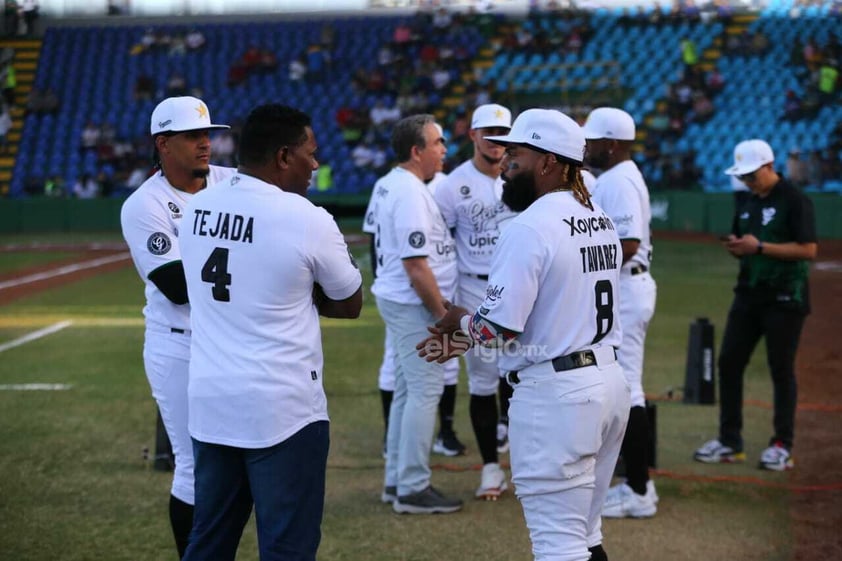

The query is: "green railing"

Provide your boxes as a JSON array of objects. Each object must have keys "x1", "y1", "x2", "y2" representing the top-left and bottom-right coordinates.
[{"x1": 1, "y1": 192, "x2": 840, "y2": 238}]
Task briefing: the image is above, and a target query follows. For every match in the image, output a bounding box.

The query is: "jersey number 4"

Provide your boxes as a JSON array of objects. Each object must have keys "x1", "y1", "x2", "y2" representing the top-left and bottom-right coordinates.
[
  {"x1": 201, "y1": 247, "x2": 232, "y2": 302},
  {"x1": 592, "y1": 280, "x2": 614, "y2": 345}
]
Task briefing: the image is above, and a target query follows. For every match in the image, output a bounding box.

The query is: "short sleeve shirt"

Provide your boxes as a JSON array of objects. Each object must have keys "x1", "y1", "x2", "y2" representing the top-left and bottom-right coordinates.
[
  {"x1": 479, "y1": 192, "x2": 623, "y2": 372},
  {"x1": 180, "y1": 172, "x2": 362, "y2": 448},
  {"x1": 590, "y1": 160, "x2": 653, "y2": 272},
  {"x1": 120, "y1": 165, "x2": 236, "y2": 333},
  {"x1": 370, "y1": 167, "x2": 457, "y2": 304},
  {"x1": 434, "y1": 160, "x2": 517, "y2": 275}
]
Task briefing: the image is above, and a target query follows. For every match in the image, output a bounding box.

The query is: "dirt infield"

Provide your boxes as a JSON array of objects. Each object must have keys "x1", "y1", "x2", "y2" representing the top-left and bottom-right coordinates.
[
  {"x1": 0, "y1": 245, "x2": 132, "y2": 306},
  {"x1": 1, "y1": 235, "x2": 840, "y2": 559},
  {"x1": 791, "y1": 239, "x2": 842, "y2": 561}
]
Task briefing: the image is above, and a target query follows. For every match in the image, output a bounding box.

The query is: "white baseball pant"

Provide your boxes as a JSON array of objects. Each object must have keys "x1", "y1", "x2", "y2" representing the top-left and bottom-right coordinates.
[
  {"x1": 457, "y1": 274, "x2": 504, "y2": 396},
  {"x1": 617, "y1": 271, "x2": 657, "y2": 408},
  {"x1": 509, "y1": 348, "x2": 630, "y2": 561},
  {"x1": 143, "y1": 326, "x2": 195, "y2": 505}
]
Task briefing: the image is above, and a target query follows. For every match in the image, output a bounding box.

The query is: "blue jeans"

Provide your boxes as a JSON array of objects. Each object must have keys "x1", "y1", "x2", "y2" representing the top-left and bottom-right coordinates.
[{"x1": 183, "y1": 421, "x2": 329, "y2": 561}]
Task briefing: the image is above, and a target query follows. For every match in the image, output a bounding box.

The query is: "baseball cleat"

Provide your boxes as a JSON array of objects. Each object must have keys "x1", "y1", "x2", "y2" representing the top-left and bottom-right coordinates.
[
  {"x1": 475, "y1": 462, "x2": 508, "y2": 500},
  {"x1": 758, "y1": 442, "x2": 794, "y2": 471},
  {"x1": 693, "y1": 438, "x2": 746, "y2": 464}
]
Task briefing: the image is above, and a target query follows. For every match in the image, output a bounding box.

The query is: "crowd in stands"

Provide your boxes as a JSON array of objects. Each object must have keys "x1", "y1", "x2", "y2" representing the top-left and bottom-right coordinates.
[
  {"x1": 783, "y1": 37, "x2": 841, "y2": 120},
  {"x1": 10, "y1": 0, "x2": 842, "y2": 198}
]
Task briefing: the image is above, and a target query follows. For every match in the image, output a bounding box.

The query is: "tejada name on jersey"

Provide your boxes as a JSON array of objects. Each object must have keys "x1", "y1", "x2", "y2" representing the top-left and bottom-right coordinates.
[
  {"x1": 579, "y1": 243, "x2": 619, "y2": 273},
  {"x1": 192, "y1": 209, "x2": 254, "y2": 243}
]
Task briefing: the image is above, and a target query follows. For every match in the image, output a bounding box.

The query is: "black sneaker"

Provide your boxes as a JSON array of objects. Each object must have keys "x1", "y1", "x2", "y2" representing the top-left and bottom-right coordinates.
[
  {"x1": 392, "y1": 485, "x2": 463, "y2": 514},
  {"x1": 432, "y1": 430, "x2": 466, "y2": 456}
]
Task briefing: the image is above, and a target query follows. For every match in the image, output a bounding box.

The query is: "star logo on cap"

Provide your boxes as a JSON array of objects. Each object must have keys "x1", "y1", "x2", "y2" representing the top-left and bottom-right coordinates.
[
  {"x1": 494, "y1": 109, "x2": 504, "y2": 119},
  {"x1": 736, "y1": 154, "x2": 743, "y2": 161},
  {"x1": 196, "y1": 103, "x2": 209, "y2": 120}
]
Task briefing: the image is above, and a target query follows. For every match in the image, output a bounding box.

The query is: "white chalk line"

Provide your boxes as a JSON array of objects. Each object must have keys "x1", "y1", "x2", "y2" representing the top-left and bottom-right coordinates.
[
  {"x1": 0, "y1": 383, "x2": 73, "y2": 391},
  {"x1": 0, "y1": 321, "x2": 74, "y2": 390},
  {"x1": 0, "y1": 252, "x2": 132, "y2": 291},
  {"x1": 0, "y1": 320, "x2": 73, "y2": 354}
]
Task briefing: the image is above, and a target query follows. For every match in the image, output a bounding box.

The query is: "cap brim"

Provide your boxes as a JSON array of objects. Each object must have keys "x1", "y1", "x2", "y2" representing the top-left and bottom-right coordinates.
[
  {"x1": 171, "y1": 124, "x2": 231, "y2": 132},
  {"x1": 485, "y1": 133, "x2": 522, "y2": 146},
  {"x1": 473, "y1": 123, "x2": 512, "y2": 131},
  {"x1": 724, "y1": 162, "x2": 764, "y2": 176}
]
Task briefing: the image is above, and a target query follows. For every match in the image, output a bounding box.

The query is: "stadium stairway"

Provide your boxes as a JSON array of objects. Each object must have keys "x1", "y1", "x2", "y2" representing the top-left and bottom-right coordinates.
[
  {"x1": 436, "y1": 21, "x2": 505, "y2": 120},
  {"x1": 0, "y1": 38, "x2": 40, "y2": 196}
]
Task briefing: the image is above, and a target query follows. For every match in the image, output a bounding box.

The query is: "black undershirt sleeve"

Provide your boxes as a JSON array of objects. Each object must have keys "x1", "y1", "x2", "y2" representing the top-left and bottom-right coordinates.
[
  {"x1": 369, "y1": 234, "x2": 378, "y2": 279},
  {"x1": 148, "y1": 261, "x2": 189, "y2": 305}
]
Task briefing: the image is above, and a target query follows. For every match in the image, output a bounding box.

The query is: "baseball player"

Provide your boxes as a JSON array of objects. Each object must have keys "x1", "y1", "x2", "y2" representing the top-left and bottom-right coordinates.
[
  {"x1": 433, "y1": 103, "x2": 517, "y2": 499},
  {"x1": 694, "y1": 139, "x2": 817, "y2": 471},
  {"x1": 583, "y1": 107, "x2": 659, "y2": 519},
  {"x1": 120, "y1": 96, "x2": 233, "y2": 558},
  {"x1": 371, "y1": 114, "x2": 462, "y2": 514},
  {"x1": 419, "y1": 108, "x2": 628, "y2": 561},
  {"x1": 363, "y1": 169, "x2": 463, "y2": 459},
  {"x1": 180, "y1": 104, "x2": 363, "y2": 560}
]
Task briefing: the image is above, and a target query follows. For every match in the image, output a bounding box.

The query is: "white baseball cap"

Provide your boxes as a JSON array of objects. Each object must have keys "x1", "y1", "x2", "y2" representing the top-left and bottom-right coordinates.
[
  {"x1": 582, "y1": 107, "x2": 636, "y2": 141},
  {"x1": 150, "y1": 96, "x2": 230, "y2": 136},
  {"x1": 471, "y1": 103, "x2": 512, "y2": 130},
  {"x1": 485, "y1": 108, "x2": 585, "y2": 163},
  {"x1": 724, "y1": 139, "x2": 775, "y2": 176}
]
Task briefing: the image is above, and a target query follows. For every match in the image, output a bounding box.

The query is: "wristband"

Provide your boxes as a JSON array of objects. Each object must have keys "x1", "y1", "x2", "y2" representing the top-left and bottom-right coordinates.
[{"x1": 757, "y1": 241, "x2": 764, "y2": 255}]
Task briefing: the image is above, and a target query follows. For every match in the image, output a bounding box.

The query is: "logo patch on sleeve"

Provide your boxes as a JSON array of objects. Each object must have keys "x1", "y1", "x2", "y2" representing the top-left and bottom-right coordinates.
[
  {"x1": 147, "y1": 232, "x2": 172, "y2": 255},
  {"x1": 409, "y1": 231, "x2": 426, "y2": 248}
]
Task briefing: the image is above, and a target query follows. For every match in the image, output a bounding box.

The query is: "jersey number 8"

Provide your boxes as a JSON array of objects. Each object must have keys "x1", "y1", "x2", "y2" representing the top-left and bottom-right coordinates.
[{"x1": 592, "y1": 280, "x2": 614, "y2": 345}]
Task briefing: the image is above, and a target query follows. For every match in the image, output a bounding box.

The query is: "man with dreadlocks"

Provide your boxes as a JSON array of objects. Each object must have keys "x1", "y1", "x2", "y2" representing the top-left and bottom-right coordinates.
[
  {"x1": 121, "y1": 96, "x2": 234, "y2": 558},
  {"x1": 417, "y1": 109, "x2": 629, "y2": 561}
]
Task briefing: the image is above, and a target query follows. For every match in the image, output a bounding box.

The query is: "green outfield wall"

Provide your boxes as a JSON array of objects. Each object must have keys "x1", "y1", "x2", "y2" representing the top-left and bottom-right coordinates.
[{"x1": 1, "y1": 192, "x2": 841, "y2": 238}]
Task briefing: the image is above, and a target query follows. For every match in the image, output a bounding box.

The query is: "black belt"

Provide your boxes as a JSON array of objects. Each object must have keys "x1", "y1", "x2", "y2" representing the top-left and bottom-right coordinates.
[
  {"x1": 630, "y1": 264, "x2": 648, "y2": 276},
  {"x1": 170, "y1": 328, "x2": 188, "y2": 334},
  {"x1": 463, "y1": 273, "x2": 489, "y2": 281},
  {"x1": 506, "y1": 349, "x2": 612, "y2": 385}
]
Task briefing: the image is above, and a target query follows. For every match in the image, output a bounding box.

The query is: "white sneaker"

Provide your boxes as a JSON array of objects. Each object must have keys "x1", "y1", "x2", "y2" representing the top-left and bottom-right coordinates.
[
  {"x1": 647, "y1": 480, "x2": 659, "y2": 504},
  {"x1": 602, "y1": 482, "x2": 657, "y2": 518},
  {"x1": 693, "y1": 438, "x2": 746, "y2": 464},
  {"x1": 475, "y1": 462, "x2": 508, "y2": 500},
  {"x1": 758, "y1": 442, "x2": 794, "y2": 471}
]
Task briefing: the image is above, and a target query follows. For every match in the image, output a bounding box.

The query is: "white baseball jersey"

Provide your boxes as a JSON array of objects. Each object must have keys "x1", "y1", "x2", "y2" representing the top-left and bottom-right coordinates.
[
  {"x1": 434, "y1": 160, "x2": 517, "y2": 276},
  {"x1": 479, "y1": 191, "x2": 623, "y2": 373},
  {"x1": 370, "y1": 167, "x2": 457, "y2": 305},
  {"x1": 590, "y1": 160, "x2": 652, "y2": 272},
  {"x1": 121, "y1": 165, "x2": 236, "y2": 337},
  {"x1": 180, "y1": 173, "x2": 362, "y2": 448}
]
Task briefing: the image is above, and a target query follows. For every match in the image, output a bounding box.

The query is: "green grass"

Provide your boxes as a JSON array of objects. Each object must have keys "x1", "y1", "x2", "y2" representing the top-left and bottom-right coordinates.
[{"x1": 0, "y1": 235, "x2": 795, "y2": 561}]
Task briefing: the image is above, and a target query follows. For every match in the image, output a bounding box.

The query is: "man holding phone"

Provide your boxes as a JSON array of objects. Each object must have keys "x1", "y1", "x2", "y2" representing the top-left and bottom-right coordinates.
[{"x1": 694, "y1": 139, "x2": 817, "y2": 472}]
